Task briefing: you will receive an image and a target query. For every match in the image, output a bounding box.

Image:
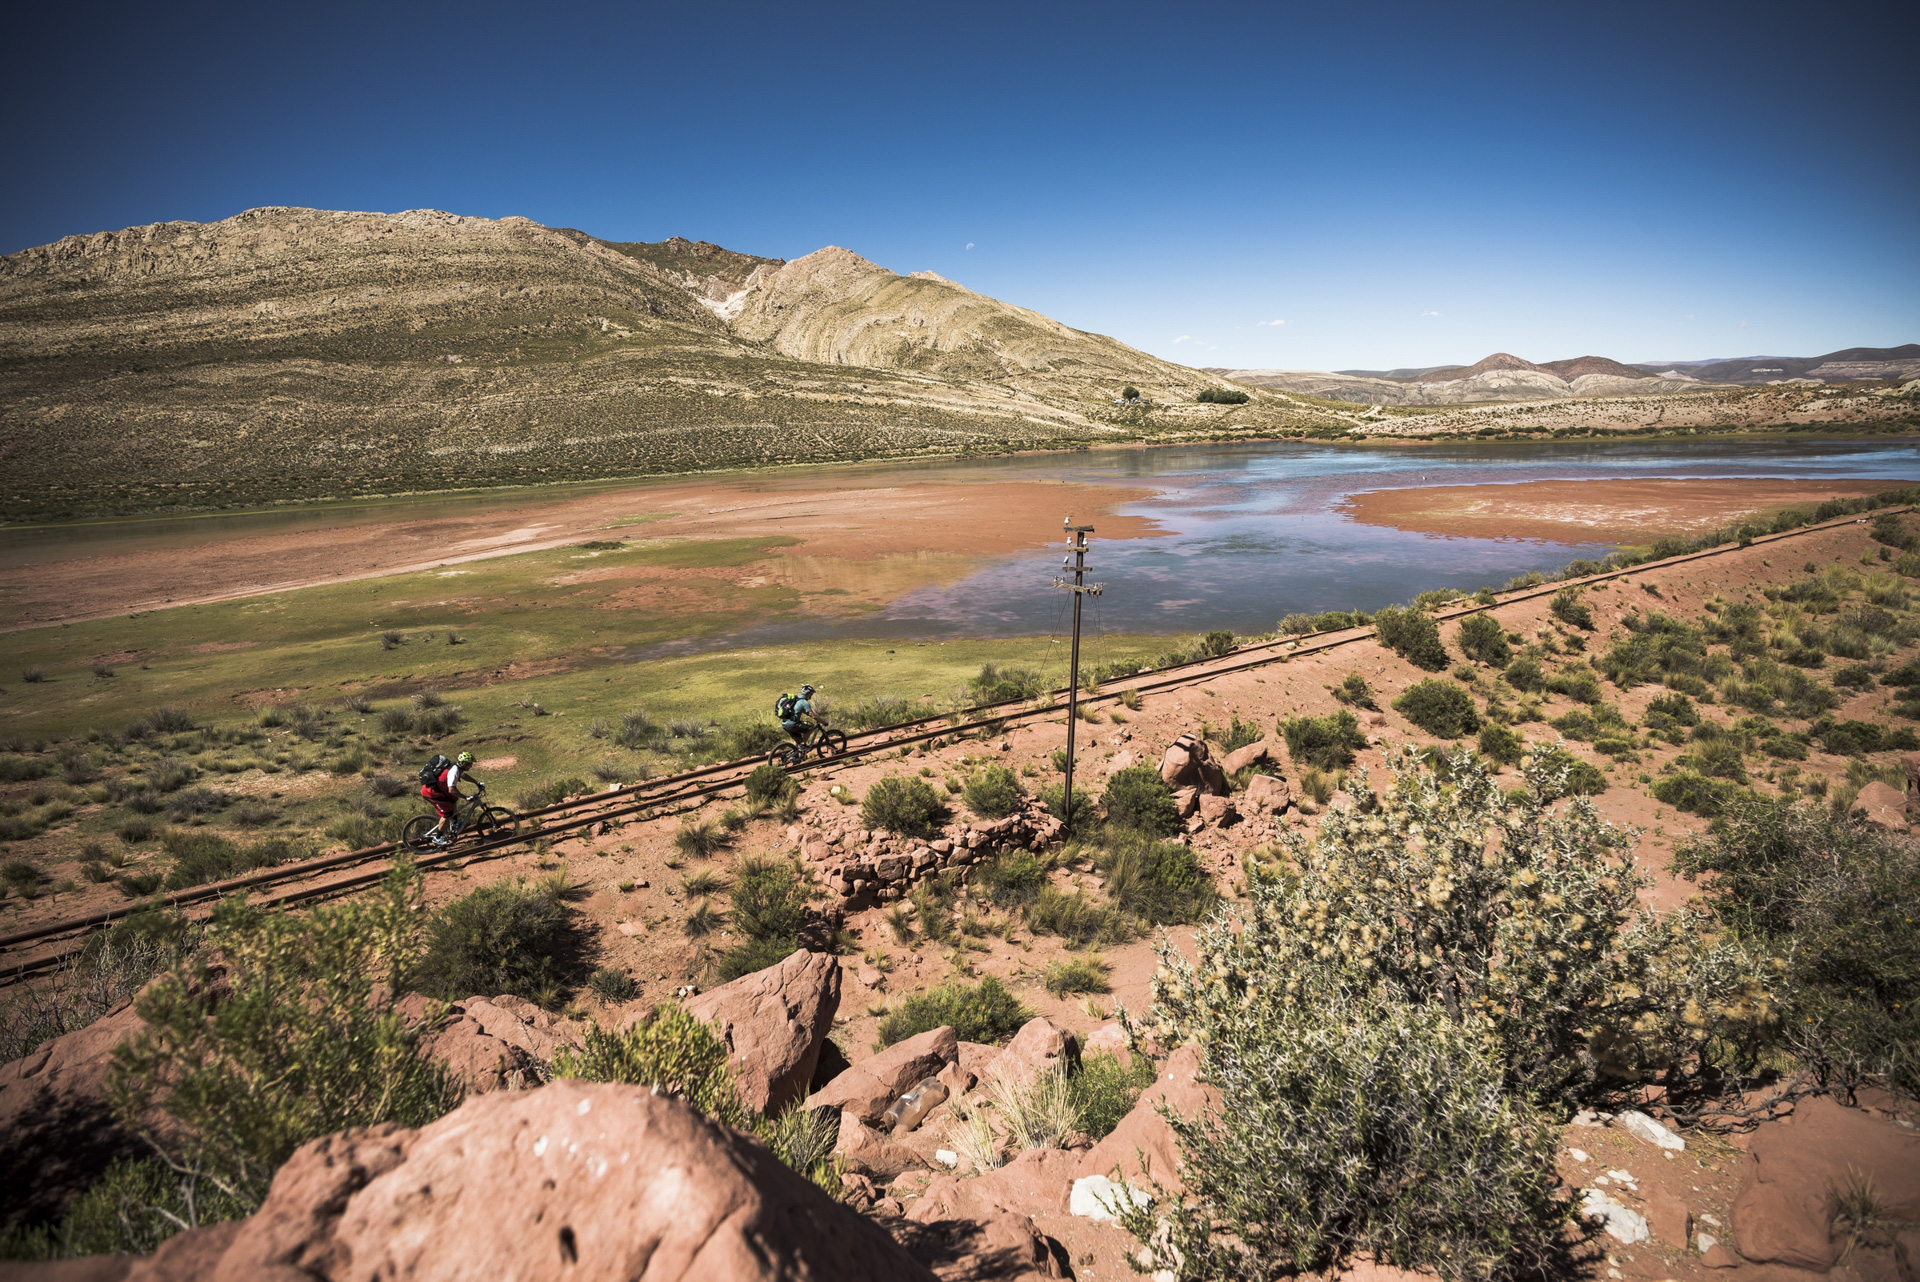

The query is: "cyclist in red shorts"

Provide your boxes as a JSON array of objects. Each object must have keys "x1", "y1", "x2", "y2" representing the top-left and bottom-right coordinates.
[{"x1": 422, "y1": 750, "x2": 479, "y2": 847}]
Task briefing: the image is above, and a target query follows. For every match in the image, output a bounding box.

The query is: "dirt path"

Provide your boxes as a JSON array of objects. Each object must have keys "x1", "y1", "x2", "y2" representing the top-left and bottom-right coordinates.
[
  {"x1": 1339, "y1": 476, "x2": 1896, "y2": 544},
  {"x1": 0, "y1": 477, "x2": 1161, "y2": 630}
]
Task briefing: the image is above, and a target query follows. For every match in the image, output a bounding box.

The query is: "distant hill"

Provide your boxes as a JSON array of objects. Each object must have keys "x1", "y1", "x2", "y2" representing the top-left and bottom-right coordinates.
[
  {"x1": 1634, "y1": 345, "x2": 1920, "y2": 383},
  {"x1": 0, "y1": 207, "x2": 1315, "y2": 519},
  {"x1": 1218, "y1": 343, "x2": 1916, "y2": 405}
]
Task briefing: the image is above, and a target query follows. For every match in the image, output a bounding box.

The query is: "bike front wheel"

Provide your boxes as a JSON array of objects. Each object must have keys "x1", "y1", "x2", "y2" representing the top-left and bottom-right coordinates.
[
  {"x1": 471, "y1": 806, "x2": 521, "y2": 843},
  {"x1": 814, "y1": 729, "x2": 849, "y2": 759},
  {"x1": 400, "y1": 815, "x2": 440, "y2": 852}
]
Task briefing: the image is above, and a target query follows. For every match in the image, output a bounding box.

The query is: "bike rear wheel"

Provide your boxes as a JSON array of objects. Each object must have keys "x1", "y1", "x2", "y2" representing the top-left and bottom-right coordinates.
[
  {"x1": 400, "y1": 815, "x2": 440, "y2": 852},
  {"x1": 471, "y1": 806, "x2": 521, "y2": 842},
  {"x1": 815, "y1": 729, "x2": 849, "y2": 759}
]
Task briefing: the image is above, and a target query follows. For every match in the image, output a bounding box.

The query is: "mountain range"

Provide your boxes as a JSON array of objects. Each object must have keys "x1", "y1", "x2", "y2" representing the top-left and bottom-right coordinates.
[
  {"x1": 1215, "y1": 344, "x2": 1920, "y2": 406},
  {"x1": 0, "y1": 207, "x2": 1327, "y2": 518}
]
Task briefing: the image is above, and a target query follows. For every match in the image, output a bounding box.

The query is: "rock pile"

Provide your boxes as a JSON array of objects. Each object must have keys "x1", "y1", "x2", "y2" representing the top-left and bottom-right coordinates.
[{"x1": 792, "y1": 800, "x2": 1063, "y2": 903}]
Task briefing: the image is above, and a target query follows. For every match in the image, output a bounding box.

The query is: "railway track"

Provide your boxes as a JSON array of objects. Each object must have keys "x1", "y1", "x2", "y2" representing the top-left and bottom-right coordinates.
[{"x1": 2, "y1": 506, "x2": 1895, "y2": 983}]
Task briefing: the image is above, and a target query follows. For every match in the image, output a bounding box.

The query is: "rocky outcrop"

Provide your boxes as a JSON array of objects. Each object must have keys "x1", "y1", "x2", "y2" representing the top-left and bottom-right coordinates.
[
  {"x1": 979, "y1": 1017, "x2": 1077, "y2": 1088},
  {"x1": 909, "y1": 1147, "x2": 1080, "y2": 1223},
  {"x1": 811, "y1": 1026, "x2": 959, "y2": 1126},
  {"x1": 0, "y1": 987, "x2": 154, "y2": 1225},
  {"x1": 418, "y1": 994, "x2": 583, "y2": 1093},
  {"x1": 1851, "y1": 779, "x2": 1909, "y2": 831},
  {"x1": 685, "y1": 948, "x2": 842, "y2": 1114},
  {"x1": 84, "y1": 1080, "x2": 935, "y2": 1281},
  {"x1": 794, "y1": 803, "x2": 1063, "y2": 904},
  {"x1": 1731, "y1": 1095, "x2": 1920, "y2": 1270}
]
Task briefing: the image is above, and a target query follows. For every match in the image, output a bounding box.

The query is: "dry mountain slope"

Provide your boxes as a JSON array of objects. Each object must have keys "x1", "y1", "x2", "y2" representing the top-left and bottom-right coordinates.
[
  {"x1": 1216, "y1": 352, "x2": 1710, "y2": 405},
  {"x1": 0, "y1": 207, "x2": 1322, "y2": 520}
]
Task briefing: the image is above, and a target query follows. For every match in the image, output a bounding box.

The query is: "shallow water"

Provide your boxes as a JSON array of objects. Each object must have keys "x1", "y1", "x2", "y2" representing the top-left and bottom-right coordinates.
[{"x1": 730, "y1": 436, "x2": 1920, "y2": 644}]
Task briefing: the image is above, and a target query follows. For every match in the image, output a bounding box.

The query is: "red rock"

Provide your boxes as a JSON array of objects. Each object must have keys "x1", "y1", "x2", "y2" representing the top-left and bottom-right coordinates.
[
  {"x1": 1220, "y1": 741, "x2": 1271, "y2": 775},
  {"x1": 908, "y1": 1147, "x2": 1080, "y2": 1222},
  {"x1": 686, "y1": 948, "x2": 842, "y2": 1114},
  {"x1": 1732, "y1": 1096, "x2": 1920, "y2": 1270},
  {"x1": 836, "y1": 1112, "x2": 925, "y2": 1179},
  {"x1": 892, "y1": 1207, "x2": 1066, "y2": 1280},
  {"x1": 194, "y1": 1079, "x2": 933, "y2": 1280},
  {"x1": 1198, "y1": 793, "x2": 1236, "y2": 824},
  {"x1": 1702, "y1": 1243, "x2": 1741, "y2": 1268},
  {"x1": 1645, "y1": 1191, "x2": 1692, "y2": 1246},
  {"x1": 0, "y1": 986, "x2": 152, "y2": 1225},
  {"x1": 1170, "y1": 785, "x2": 1200, "y2": 817},
  {"x1": 1242, "y1": 773, "x2": 1291, "y2": 813},
  {"x1": 980, "y1": 1017, "x2": 1076, "y2": 1088},
  {"x1": 1852, "y1": 781, "x2": 1909, "y2": 831},
  {"x1": 1073, "y1": 1043, "x2": 1217, "y2": 1194},
  {"x1": 1196, "y1": 759, "x2": 1229, "y2": 795},
  {"x1": 811, "y1": 1025, "x2": 958, "y2": 1125},
  {"x1": 420, "y1": 995, "x2": 581, "y2": 1094},
  {"x1": 956, "y1": 1042, "x2": 1000, "y2": 1081},
  {"x1": 1159, "y1": 736, "x2": 1199, "y2": 786},
  {"x1": 1895, "y1": 1229, "x2": 1919, "y2": 1282}
]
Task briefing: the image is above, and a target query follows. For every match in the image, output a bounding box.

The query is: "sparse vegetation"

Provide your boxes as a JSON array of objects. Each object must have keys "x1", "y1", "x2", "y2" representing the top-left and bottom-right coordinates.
[
  {"x1": 876, "y1": 976, "x2": 1031, "y2": 1048},
  {"x1": 414, "y1": 877, "x2": 586, "y2": 1008},
  {"x1": 1455, "y1": 613, "x2": 1512, "y2": 667},
  {"x1": 1392, "y1": 679, "x2": 1480, "y2": 738},
  {"x1": 1282, "y1": 709, "x2": 1367, "y2": 770},
  {"x1": 1100, "y1": 765, "x2": 1181, "y2": 836},
  {"x1": 861, "y1": 774, "x2": 947, "y2": 836},
  {"x1": 1373, "y1": 605, "x2": 1450, "y2": 671},
  {"x1": 963, "y1": 763, "x2": 1025, "y2": 818}
]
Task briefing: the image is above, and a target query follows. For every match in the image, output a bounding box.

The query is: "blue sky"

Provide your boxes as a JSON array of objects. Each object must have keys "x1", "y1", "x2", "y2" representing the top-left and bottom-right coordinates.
[{"x1": 5, "y1": 0, "x2": 1914, "y2": 370}]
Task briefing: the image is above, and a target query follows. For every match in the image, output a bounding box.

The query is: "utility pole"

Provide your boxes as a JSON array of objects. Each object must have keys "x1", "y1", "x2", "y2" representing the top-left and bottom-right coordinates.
[{"x1": 1053, "y1": 517, "x2": 1104, "y2": 829}]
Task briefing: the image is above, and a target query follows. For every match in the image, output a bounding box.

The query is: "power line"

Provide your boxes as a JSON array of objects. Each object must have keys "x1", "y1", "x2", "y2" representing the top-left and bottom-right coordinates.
[{"x1": 1052, "y1": 516, "x2": 1105, "y2": 828}]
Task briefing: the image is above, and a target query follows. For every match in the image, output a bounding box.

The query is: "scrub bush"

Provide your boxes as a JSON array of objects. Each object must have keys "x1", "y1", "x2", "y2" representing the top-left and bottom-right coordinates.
[
  {"x1": 1393, "y1": 679, "x2": 1480, "y2": 738},
  {"x1": 108, "y1": 866, "x2": 460, "y2": 1212},
  {"x1": 1372, "y1": 605, "x2": 1450, "y2": 671},
  {"x1": 963, "y1": 764, "x2": 1025, "y2": 818},
  {"x1": 1094, "y1": 829, "x2": 1217, "y2": 925},
  {"x1": 1455, "y1": 613, "x2": 1511, "y2": 667},
  {"x1": 877, "y1": 976, "x2": 1031, "y2": 1047},
  {"x1": 717, "y1": 856, "x2": 814, "y2": 981},
  {"x1": 744, "y1": 761, "x2": 796, "y2": 806},
  {"x1": 1550, "y1": 587, "x2": 1594, "y2": 630},
  {"x1": 1282, "y1": 709, "x2": 1367, "y2": 770},
  {"x1": 973, "y1": 849, "x2": 1051, "y2": 909},
  {"x1": 1478, "y1": 722, "x2": 1525, "y2": 766},
  {"x1": 861, "y1": 775, "x2": 947, "y2": 837},
  {"x1": 414, "y1": 878, "x2": 585, "y2": 1006},
  {"x1": 1066, "y1": 1050, "x2": 1156, "y2": 1141},
  {"x1": 1100, "y1": 765, "x2": 1180, "y2": 836},
  {"x1": 1332, "y1": 672, "x2": 1378, "y2": 710}
]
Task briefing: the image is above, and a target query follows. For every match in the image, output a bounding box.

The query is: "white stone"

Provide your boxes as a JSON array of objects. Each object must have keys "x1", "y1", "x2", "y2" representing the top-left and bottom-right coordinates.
[
  {"x1": 934, "y1": 1149, "x2": 959, "y2": 1169},
  {"x1": 1614, "y1": 1109, "x2": 1685, "y2": 1151},
  {"x1": 1607, "y1": 1168, "x2": 1636, "y2": 1185},
  {"x1": 1071, "y1": 1174, "x2": 1152, "y2": 1220},
  {"x1": 1582, "y1": 1189, "x2": 1651, "y2": 1245},
  {"x1": 1569, "y1": 1148, "x2": 1589, "y2": 1163},
  {"x1": 1696, "y1": 1233, "x2": 1719, "y2": 1254}
]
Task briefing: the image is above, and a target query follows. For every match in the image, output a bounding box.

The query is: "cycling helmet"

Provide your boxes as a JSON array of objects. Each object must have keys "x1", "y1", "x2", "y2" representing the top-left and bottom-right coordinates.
[
  {"x1": 800, "y1": 684, "x2": 816, "y2": 697},
  {"x1": 455, "y1": 750, "x2": 476, "y2": 766}
]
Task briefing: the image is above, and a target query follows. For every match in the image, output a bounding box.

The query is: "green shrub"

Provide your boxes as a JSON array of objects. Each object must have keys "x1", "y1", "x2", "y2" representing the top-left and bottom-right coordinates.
[
  {"x1": 1478, "y1": 722, "x2": 1525, "y2": 766},
  {"x1": 1282, "y1": 709, "x2": 1367, "y2": 770},
  {"x1": 963, "y1": 764, "x2": 1025, "y2": 819},
  {"x1": 1196, "y1": 387, "x2": 1251, "y2": 404},
  {"x1": 109, "y1": 866, "x2": 459, "y2": 1211},
  {"x1": 1043, "y1": 956, "x2": 1112, "y2": 997},
  {"x1": 1122, "y1": 990, "x2": 1569, "y2": 1282},
  {"x1": 147, "y1": 759, "x2": 195, "y2": 793},
  {"x1": 974, "y1": 849, "x2": 1051, "y2": 909},
  {"x1": 970, "y1": 663, "x2": 1045, "y2": 705},
  {"x1": 1372, "y1": 605, "x2": 1449, "y2": 671},
  {"x1": 1331, "y1": 672, "x2": 1377, "y2": 710},
  {"x1": 1652, "y1": 771, "x2": 1742, "y2": 818},
  {"x1": 877, "y1": 976, "x2": 1031, "y2": 1047},
  {"x1": 0, "y1": 1158, "x2": 238, "y2": 1261},
  {"x1": 1549, "y1": 587, "x2": 1594, "y2": 630},
  {"x1": 727, "y1": 722, "x2": 786, "y2": 758},
  {"x1": 0, "y1": 756, "x2": 51, "y2": 783},
  {"x1": 1066, "y1": 1050, "x2": 1156, "y2": 1141},
  {"x1": 672, "y1": 820, "x2": 731, "y2": 859},
  {"x1": 1545, "y1": 667, "x2": 1604, "y2": 704},
  {"x1": 1393, "y1": 679, "x2": 1480, "y2": 738},
  {"x1": 1100, "y1": 765, "x2": 1180, "y2": 836},
  {"x1": 1761, "y1": 734, "x2": 1809, "y2": 760},
  {"x1": 1644, "y1": 692, "x2": 1700, "y2": 728},
  {"x1": 1676, "y1": 798, "x2": 1919, "y2": 1094},
  {"x1": 162, "y1": 832, "x2": 294, "y2": 890},
  {"x1": 415, "y1": 878, "x2": 583, "y2": 1006},
  {"x1": 1530, "y1": 747, "x2": 1607, "y2": 797},
  {"x1": 587, "y1": 967, "x2": 639, "y2": 1002},
  {"x1": 1504, "y1": 655, "x2": 1545, "y2": 693},
  {"x1": 612, "y1": 710, "x2": 660, "y2": 749},
  {"x1": 1817, "y1": 718, "x2": 1918, "y2": 757},
  {"x1": 1832, "y1": 663, "x2": 1876, "y2": 690},
  {"x1": 745, "y1": 761, "x2": 795, "y2": 806},
  {"x1": 517, "y1": 776, "x2": 589, "y2": 809},
  {"x1": 555, "y1": 1003, "x2": 747, "y2": 1127},
  {"x1": 1095, "y1": 830, "x2": 1217, "y2": 925},
  {"x1": 1455, "y1": 613, "x2": 1511, "y2": 667},
  {"x1": 717, "y1": 857, "x2": 813, "y2": 980},
  {"x1": 861, "y1": 775, "x2": 947, "y2": 837},
  {"x1": 1201, "y1": 630, "x2": 1236, "y2": 658}
]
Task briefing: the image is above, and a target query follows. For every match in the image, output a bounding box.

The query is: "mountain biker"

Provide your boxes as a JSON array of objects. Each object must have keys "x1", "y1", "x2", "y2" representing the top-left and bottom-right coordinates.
[
  {"x1": 422, "y1": 750, "x2": 481, "y2": 847},
  {"x1": 778, "y1": 684, "x2": 820, "y2": 747}
]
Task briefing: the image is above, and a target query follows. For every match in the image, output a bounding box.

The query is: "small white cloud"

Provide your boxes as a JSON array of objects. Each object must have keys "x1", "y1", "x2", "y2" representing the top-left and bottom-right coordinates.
[
  {"x1": 1256, "y1": 318, "x2": 1286, "y2": 327},
  {"x1": 1173, "y1": 335, "x2": 1193, "y2": 343},
  {"x1": 1739, "y1": 320, "x2": 1748, "y2": 329},
  {"x1": 1421, "y1": 310, "x2": 1442, "y2": 317},
  {"x1": 965, "y1": 242, "x2": 974, "y2": 250}
]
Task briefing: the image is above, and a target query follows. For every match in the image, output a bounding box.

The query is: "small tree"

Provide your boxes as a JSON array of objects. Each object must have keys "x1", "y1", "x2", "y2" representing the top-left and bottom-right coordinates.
[
  {"x1": 1121, "y1": 385, "x2": 1141, "y2": 402},
  {"x1": 1455, "y1": 613, "x2": 1512, "y2": 667},
  {"x1": 1373, "y1": 605, "x2": 1450, "y2": 671}
]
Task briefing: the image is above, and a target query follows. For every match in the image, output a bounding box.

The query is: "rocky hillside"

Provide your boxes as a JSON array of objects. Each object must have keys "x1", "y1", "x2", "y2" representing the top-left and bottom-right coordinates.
[
  {"x1": 0, "y1": 208, "x2": 1323, "y2": 519},
  {"x1": 1213, "y1": 351, "x2": 1709, "y2": 405}
]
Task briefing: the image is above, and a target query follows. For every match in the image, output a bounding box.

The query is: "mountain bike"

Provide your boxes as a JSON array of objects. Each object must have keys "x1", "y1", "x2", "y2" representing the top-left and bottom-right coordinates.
[
  {"x1": 768, "y1": 720, "x2": 849, "y2": 769},
  {"x1": 401, "y1": 783, "x2": 521, "y2": 851}
]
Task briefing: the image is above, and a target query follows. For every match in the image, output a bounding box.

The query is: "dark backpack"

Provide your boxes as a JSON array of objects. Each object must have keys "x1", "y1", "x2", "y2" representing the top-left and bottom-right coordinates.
[
  {"x1": 417, "y1": 754, "x2": 452, "y2": 788},
  {"x1": 774, "y1": 693, "x2": 798, "y2": 721}
]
